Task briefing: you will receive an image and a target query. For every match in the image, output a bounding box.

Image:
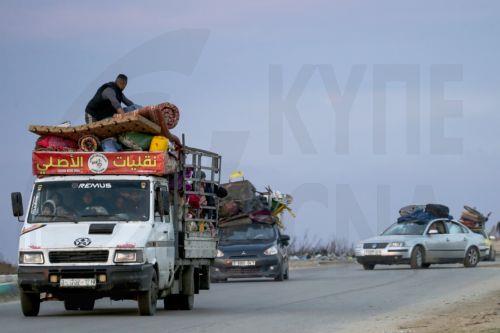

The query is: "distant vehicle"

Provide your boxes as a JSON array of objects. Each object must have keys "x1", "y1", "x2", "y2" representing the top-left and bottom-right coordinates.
[
  {"x1": 355, "y1": 218, "x2": 490, "y2": 270},
  {"x1": 473, "y1": 230, "x2": 496, "y2": 262},
  {"x1": 211, "y1": 222, "x2": 290, "y2": 281}
]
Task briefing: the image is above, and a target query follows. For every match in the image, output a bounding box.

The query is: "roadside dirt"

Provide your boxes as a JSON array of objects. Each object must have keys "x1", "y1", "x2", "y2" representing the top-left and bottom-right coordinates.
[{"x1": 398, "y1": 290, "x2": 500, "y2": 333}]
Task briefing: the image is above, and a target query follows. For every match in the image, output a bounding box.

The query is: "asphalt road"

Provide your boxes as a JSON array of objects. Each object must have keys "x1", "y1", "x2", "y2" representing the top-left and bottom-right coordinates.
[{"x1": 1, "y1": 262, "x2": 499, "y2": 333}]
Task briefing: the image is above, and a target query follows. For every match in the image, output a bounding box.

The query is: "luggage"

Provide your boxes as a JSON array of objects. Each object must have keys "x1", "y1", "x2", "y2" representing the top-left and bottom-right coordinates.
[
  {"x1": 78, "y1": 135, "x2": 100, "y2": 152},
  {"x1": 36, "y1": 135, "x2": 78, "y2": 151},
  {"x1": 397, "y1": 203, "x2": 451, "y2": 223},
  {"x1": 399, "y1": 205, "x2": 425, "y2": 217},
  {"x1": 118, "y1": 132, "x2": 154, "y2": 151},
  {"x1": 459, "y1": 205, "x2": 489, "y2": 231},
  {"x1": 101, "y1": 137, "x2": 123, "y2": 152},
  {"x1": 149, "y1": 136, "x2": 169, "y2": 152},
  {"x1": 425, "y1": 204, "x2": 450, "y2": 218}
]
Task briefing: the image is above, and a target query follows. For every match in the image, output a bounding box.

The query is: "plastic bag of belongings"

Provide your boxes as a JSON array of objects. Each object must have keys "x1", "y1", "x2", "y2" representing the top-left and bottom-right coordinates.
[
  {"x1": 29, "y1": 102, "x2": 180, "y2": 153},
  {"x1": 459, "y1": 206, "x2": 491, "y2": 231},
  {"x1": 397, "y1": 203, "x2": 452, "y2": 223},
  {"x1": 218, "y1": 171, "x2": 294, "y2": 229}
]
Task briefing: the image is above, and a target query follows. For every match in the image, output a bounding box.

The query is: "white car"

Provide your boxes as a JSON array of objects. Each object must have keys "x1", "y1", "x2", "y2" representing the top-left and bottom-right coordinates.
[{"x1": 356, "y1": 218, "x2": 490, "y2": 270}]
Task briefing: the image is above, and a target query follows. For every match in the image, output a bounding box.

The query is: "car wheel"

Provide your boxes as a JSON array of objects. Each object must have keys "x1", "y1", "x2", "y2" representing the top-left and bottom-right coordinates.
[
  {"x1": 138, "y1": 271, "x2": 158, "y2": 316},
  {"x1": 410, "y1": 246, "x2": 424, "y2": 269},
  {"x1": 422, "y1": 263, "x2": 431, "y2": 269},
  {"x1": 464, "y1": 246, "x2": 480, "y2": 268},
  {"x1": 362, "y1": 263, "x2": 375, "y2": 270},
  {"x1": 20, "y1": 291, "x2": 40, "y2": 317}
]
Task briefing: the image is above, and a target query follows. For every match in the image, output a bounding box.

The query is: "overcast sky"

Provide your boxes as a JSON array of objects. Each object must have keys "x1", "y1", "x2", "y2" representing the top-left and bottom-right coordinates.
[{"x1": 1, "y1": 1, "x2": 500, "y2": 262}]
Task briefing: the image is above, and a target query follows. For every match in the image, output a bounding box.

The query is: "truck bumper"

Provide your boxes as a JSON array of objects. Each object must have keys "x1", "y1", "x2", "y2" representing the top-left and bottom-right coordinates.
[
  {"x1": 18, "y1": 264, "x2": 154, "y2": 298},
  {"x1": 211, "y1": 256, "x2": 282, "y2": 279}
]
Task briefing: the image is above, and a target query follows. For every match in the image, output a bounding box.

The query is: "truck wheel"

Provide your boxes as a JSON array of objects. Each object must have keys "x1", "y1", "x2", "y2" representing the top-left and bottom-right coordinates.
[
  {"x1": 464, "y1": 246, "x2": 479, "y2": 268},
  {"x1": 138, "y1": 271, "x2": 158, "y2": 316},
  {"x1": 362, "y1": 263, "x2": 375, "y2": 270},
  {"x1": 410, "y1": 246, "x2": 424, "y2": 269},
  {"x1": 20, "y1": 291, "x2": 40, "y2": 317}
]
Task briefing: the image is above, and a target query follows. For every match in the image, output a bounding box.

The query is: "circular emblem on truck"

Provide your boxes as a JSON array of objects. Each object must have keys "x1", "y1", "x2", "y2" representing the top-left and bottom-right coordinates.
[
  {"x1": 88, "y1": 153, "x2": 108, "y2": 174},
  {"x1": 74, "y1": 237, "x2": 92, "y2": 248}
]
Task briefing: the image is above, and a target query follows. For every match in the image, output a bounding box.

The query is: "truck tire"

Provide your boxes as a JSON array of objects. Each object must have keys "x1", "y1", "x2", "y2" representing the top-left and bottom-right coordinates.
[
  {"x1": 464, "y1": 246, "x2": 479, "y2": 268},
  {"x1": 362, "y1": 263, "x2": 375, "y2": 270},
  {"x1": 410, "y1": 246, "x2": 424, "y2": 269},
  {"x1": 138, "y1": 271, "x2": 158, "y2": 316},
  {"x1": 64, "y1": 298, "x2": 95, "y2": 311},
  {"x1": 20, "y1": 291, "x2": 40, "y2": 317}
]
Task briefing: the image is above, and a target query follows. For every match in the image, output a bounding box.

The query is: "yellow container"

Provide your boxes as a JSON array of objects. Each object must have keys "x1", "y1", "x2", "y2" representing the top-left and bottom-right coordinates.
[{"x1": 149, "y1": 136, "x2": 169, "y2": 152}]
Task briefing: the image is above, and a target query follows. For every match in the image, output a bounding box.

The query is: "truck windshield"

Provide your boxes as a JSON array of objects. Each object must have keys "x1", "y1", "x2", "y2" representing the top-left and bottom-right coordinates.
[
  {"x1": 219, "y1": 224, "x2": 276, "y2": 242},
  {"x1": 382, "y1": 221, "x2": 428, "y2": 236},
  {"x1": 28, "y1": 180, "x2": 150, "y2": 223}
]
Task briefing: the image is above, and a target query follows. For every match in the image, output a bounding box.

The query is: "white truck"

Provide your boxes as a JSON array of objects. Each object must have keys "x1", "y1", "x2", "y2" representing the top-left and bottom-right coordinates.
[{"x1": 11, "y1": 146, "x2": 222, "y2": 316}]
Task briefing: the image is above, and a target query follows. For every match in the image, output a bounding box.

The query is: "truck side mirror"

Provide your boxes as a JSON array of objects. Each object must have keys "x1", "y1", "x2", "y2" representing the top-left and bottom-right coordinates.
[
  {"x1": 11, "y1": 192, "x2": 24, "y2": 220},
  {"x1": 280, "y1": 234, "x2": 290, "y2": 245}
]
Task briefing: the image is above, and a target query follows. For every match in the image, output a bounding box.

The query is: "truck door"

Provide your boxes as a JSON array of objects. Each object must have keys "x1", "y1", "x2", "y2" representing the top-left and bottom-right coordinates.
[{"x1": 153, "y1": 185, "x2": 172, "y2": 289}]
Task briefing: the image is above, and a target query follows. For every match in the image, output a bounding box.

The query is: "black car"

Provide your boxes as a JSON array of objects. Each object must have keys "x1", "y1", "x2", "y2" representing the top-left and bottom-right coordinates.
[{"x1": 211, "y1": 222, "x2": 290, "y2": 281}]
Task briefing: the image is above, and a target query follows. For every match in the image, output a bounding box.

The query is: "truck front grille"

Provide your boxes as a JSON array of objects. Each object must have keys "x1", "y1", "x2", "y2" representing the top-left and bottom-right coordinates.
[
  {"x1": 363, "y1": 243, "x2": 388, "y2": 249},
  {"x1": 49, "y1": 250, "x2": 109, "y2": 263}
]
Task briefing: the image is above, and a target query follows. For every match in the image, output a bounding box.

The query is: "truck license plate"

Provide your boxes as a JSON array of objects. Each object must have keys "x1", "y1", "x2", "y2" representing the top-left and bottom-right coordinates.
[
  {"x1": 232, "y1": 260, "x2": 256, "y2": 267},
  {"x1": 365, "y1": 249, "x2": 382, "y2": 256},
  {"x1": 60, "y1": 278, "x2": 96, "y2": 288}
]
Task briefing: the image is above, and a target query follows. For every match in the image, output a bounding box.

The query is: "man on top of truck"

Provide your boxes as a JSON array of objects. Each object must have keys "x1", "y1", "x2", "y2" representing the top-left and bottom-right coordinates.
[{"x1": 85, "y1": 74, "x2": 141, "y2": 123}]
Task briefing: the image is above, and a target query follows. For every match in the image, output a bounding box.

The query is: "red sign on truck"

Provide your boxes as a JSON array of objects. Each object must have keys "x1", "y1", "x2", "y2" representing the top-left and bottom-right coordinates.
[{"x1": 32, "y1": 151, "x2": 177, "y2": 176}]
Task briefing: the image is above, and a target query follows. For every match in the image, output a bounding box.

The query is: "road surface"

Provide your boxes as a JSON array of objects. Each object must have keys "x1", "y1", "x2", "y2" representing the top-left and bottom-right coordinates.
[{"x1": 1, "y1": 263, "x2": 499, "y2": 333}]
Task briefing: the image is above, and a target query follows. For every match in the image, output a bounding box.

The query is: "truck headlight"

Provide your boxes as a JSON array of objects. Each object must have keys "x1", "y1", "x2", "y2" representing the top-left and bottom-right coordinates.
[
  {"x1": 19, "y1": 252, "x2": 44, "y2": 264},
  {"x1": 389, "y1": 242, "x2": 405, "y2": 247},
  {"x1": 264, "y1": 245, "x2": 278, "y2": 256},
  {"x1": 216, "y1": 249, "x2": 224, "y2": 258},
  {"x1": 114, "y1": 250, "x2": 143, "y2": 263}
]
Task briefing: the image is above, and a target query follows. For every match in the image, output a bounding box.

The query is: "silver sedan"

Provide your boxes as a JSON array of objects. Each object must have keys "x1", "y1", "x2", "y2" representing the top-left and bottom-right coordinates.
[{"x1": 355, "y1": 218, "x2": 490, "y2": 270}]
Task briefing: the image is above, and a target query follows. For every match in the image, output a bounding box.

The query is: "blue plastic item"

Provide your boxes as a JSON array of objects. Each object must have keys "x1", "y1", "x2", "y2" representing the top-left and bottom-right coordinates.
[{"x1": 101, "y1": 137, "x2": 122, "y2": 152}]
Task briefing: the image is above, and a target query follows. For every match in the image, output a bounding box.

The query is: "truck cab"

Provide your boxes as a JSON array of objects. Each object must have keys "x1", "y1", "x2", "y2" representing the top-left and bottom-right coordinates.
[{"x1": 12, "y1": 147, "x2": 221, "y2": 316}]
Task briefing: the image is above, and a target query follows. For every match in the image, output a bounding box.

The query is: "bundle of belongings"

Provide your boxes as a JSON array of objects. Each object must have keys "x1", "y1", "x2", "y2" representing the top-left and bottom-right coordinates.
[
  {"x1": 459, "y1": 205, "x2": 491, "y2": 231},
  {"x1": 218, "y1": 172, "x2": 294, "y2": 229},
  {"x1": 30, "y1": 102, "x2": 180, "y2": 154},
  {"x1": 397, "y1": 203, "x2": 452, "y2": 223}
]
